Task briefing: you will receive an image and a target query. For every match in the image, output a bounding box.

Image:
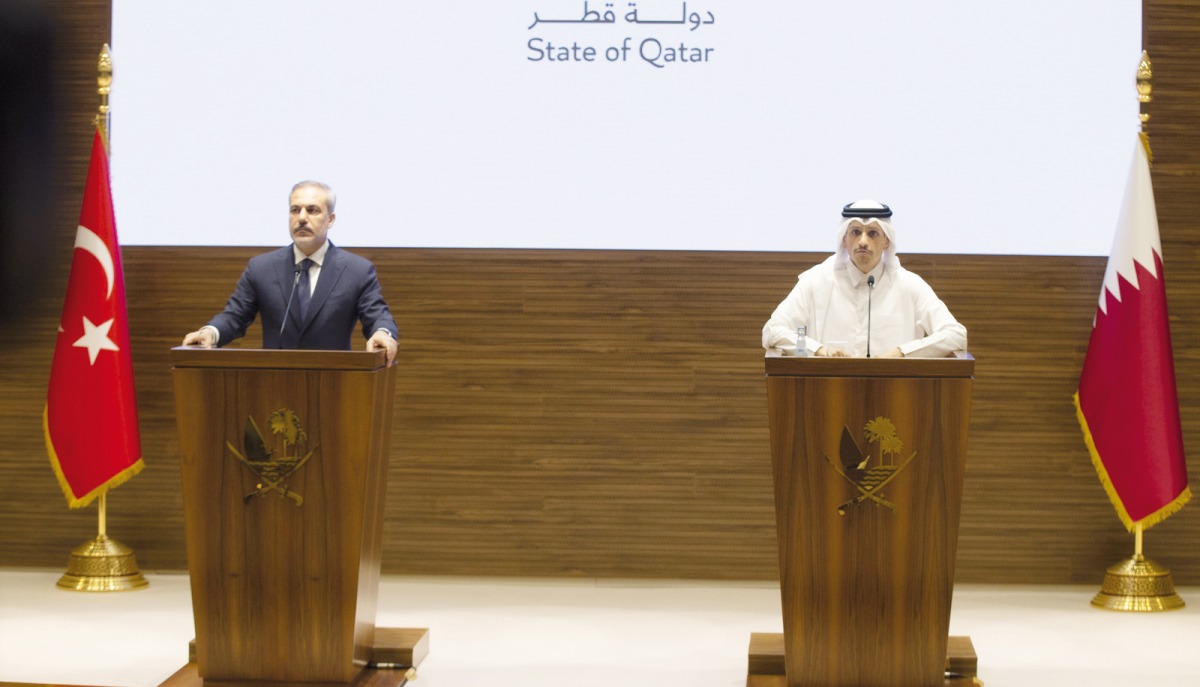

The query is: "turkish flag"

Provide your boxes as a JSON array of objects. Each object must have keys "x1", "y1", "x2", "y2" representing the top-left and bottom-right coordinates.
[
  {"x1": 44, "y1": 127, "x2": 143, "y2": 508},
  {"x1": 1075, "y1": 135, "x2": 1190, "y2": 531}
]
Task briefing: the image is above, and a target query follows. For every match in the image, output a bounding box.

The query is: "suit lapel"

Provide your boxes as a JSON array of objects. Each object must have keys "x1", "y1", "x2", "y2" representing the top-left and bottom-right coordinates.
[
  {"x1": 278, "y1": 247, "x2": 307, "y2": 333},
  {"x1": 301, "y1": 243, "x2": 345, "y2": 330},
  {"x1": 277, "y1": 247, "x2": 295, "y2": 300}
]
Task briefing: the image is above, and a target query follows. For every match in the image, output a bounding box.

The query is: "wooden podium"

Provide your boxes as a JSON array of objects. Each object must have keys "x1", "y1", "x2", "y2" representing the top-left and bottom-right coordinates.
[
  {"x1": 168, "y1": 348, "x2": 427, "y2": 687},
  {"x1": 749, "y1": 352, "x2": 978, "y2": 687}
]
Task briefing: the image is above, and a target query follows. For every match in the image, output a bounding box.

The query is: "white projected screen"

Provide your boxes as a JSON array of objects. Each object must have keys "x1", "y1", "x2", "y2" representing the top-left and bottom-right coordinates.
[{"x1": 111, "y1": 1, "x2": 1139, "y2": 255}]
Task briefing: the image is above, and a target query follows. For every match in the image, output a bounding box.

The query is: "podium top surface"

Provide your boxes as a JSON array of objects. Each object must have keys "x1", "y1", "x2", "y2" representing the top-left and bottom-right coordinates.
[
  {"x1": 764, "y1": 350, "x2": 974, "y2": 378},
  {"x1": 169, "y1": 347, "x2": 388, "y2": 371}
]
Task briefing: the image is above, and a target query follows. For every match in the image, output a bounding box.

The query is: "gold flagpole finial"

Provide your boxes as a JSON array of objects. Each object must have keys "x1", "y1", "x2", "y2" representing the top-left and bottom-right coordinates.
[
  {"x1": 1137, "y1": 51, "x2": 1152, "y2": 162},
  {"x1": 95, "y1": 44, "x2": 112, "y2": 145},
  {"x1": 1136, "y1": 51, "x2": 1152, "y2": 117}
]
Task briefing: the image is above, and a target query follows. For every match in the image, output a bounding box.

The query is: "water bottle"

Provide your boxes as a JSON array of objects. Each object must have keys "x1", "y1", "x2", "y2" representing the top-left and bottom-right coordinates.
[{"x1": 795, "y1": 325, "x2": 809, "y2": 357}]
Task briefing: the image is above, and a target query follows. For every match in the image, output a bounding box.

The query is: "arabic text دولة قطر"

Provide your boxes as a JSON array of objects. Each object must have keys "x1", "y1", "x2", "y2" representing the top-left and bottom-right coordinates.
[{"x1": 527, "y1": 2, "x2": 716, "y2": 68}]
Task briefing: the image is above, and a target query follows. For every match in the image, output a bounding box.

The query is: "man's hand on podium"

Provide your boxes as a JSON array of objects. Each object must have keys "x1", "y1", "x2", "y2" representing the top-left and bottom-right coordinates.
[
  {"x1": 182, "y1": 327, "x2": 217, "y2": 348},
  {"x1": 367, "y1": 329, "x2": 398, "y2": 365}
]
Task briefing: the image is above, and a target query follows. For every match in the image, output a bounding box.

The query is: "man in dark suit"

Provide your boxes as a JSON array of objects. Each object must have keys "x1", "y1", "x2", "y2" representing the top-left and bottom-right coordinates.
[{"x1": 182, "y1": 180, "x2": 398, "y2": 364}]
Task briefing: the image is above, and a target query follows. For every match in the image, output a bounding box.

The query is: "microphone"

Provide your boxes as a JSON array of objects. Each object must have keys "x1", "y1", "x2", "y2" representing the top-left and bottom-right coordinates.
[
  {"x1": 278, "y1": 262, "x2": 304, "y2": 345},
  {"x1": 866, "y1": 275, "x2": 875, "y2": 358}
]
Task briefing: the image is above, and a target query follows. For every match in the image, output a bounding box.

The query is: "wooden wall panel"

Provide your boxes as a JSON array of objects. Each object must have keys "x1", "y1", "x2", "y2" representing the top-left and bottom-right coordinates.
[{"x1": 2, "y1": 0, "x2": 1198, "y2": 585}]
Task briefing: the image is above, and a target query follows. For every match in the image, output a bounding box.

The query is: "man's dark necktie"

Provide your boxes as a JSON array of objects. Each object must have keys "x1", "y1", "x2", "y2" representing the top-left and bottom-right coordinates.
[{"x1": 296, "y1": 258, "x2": 314, "y2": 321}]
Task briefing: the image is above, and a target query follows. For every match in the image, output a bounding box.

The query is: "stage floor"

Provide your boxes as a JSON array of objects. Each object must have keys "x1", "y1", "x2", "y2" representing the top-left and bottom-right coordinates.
[{"x1": 1, "y1": 570, "x2": 1196, "y2": 687}]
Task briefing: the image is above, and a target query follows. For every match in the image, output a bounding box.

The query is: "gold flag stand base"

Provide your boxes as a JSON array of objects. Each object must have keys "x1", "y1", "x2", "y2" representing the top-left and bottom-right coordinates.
[
  {"x1": 1091, "y1": 553, "x2": 1184, "y2": 612},
  {"x1": 57, "y1": 533, "x2": 148, "y2": 592},
  {"x1": 57, "y1": 490, "x2": 148, "y2": 592}
]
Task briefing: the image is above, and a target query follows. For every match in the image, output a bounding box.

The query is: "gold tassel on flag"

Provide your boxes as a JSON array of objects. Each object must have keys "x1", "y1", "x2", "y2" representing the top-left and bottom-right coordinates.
[{"x1": 55, "y1": 44, "x2": 147, "y2": 593}]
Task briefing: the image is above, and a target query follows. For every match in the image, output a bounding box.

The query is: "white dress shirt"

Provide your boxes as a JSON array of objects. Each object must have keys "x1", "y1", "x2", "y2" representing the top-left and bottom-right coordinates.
[{"x1": 292, "y1": 241, "x2": 330, "y2": 295}]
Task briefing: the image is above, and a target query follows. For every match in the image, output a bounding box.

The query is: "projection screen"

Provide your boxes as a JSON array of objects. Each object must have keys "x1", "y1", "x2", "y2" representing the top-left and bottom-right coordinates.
[{"x1": 111, "y1": 1, "x2": 1140, "y2": 255}]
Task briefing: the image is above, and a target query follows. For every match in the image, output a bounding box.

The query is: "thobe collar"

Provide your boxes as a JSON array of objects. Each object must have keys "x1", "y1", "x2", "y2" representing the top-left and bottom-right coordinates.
[{"x1": 843, "y1": 260, "x2": 886, "y2": 288}]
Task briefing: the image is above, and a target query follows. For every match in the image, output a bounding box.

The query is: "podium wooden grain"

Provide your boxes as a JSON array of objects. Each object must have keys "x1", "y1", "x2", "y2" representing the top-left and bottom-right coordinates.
[
  {"x1": 170, "y1": 348, "x2": 426, "y2": 687},
  {"x1": 754, "y1": 353, "x2": 975, "y2": 687}
]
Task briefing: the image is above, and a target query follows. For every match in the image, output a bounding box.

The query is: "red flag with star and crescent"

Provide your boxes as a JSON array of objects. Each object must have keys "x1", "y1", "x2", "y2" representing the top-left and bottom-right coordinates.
[
  {"x1": 1074, "y1": 135, "x2": 1190, "y2": 531},
  {"x1": 44, "y1": 126, "x2": 143, "y2": 508}
]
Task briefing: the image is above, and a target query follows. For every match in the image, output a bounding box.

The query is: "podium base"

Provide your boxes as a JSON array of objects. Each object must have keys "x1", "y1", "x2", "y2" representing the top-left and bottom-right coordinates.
[
  {"x1": 158, "y1": 663, "x2": 414, "y2": 687},
  {"x1": 747, "y1": 633, "x2": 980, "y2": 686},
  {"x1": 369, "y1": 628, "x2": 431, "y2": 669},
  {"x1": 177, "y1": 627, "x2": 429, "y2": 687},
  {"x1": 747, "y1": 677, "x2": 982, "y2": 687}
]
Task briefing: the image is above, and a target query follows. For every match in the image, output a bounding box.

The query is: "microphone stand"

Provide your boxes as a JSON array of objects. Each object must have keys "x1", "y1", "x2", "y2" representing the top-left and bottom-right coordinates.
[
  {"x1": 866, "y1": 275, "x2": 875, "y2": 358},
  {"x1": 279, "y1": 265, "x2": 303, "y2": 346}
]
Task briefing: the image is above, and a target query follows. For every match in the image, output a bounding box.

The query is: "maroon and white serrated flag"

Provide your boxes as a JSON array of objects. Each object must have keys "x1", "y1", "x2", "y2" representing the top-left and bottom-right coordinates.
[
  {"x1": 1074, "y1": 135, "x2": 1190, "y2": 531},
  {"x1": 44, "y1": 127, "x2": 143, "y2": 508}
]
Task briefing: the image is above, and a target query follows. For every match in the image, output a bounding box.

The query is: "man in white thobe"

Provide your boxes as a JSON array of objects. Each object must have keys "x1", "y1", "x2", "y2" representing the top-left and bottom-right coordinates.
[{"x1": 762, "y1": 200, "x2": 967, "y2": 358}]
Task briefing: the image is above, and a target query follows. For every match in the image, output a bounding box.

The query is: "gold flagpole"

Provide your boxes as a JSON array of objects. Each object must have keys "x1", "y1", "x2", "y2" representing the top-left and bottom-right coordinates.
[
  {"x1": 57, "y1": 44, "x2": 147, "y2": 593},
  {"x1": 1090, "y1": 52, "x2": 1182, "y2": 612}
]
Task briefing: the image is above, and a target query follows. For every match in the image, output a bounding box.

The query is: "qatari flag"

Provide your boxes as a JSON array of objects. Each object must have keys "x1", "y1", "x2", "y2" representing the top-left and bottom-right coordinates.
[
  {"x1": 44, "y1": 127, "x2": 143, "y2": 508},
  {"x1": 1074, "y1": 135, "x2": 1190, "y2": 531}
]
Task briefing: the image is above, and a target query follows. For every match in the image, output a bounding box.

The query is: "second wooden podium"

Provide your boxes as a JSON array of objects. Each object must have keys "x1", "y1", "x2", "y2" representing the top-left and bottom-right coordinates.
[
  {"x1": 749, "y1": 352, "x2": 978, "y2": 687},
  {"x1": 169, "y1": 348, "x2": 427, "y2": 687}
]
